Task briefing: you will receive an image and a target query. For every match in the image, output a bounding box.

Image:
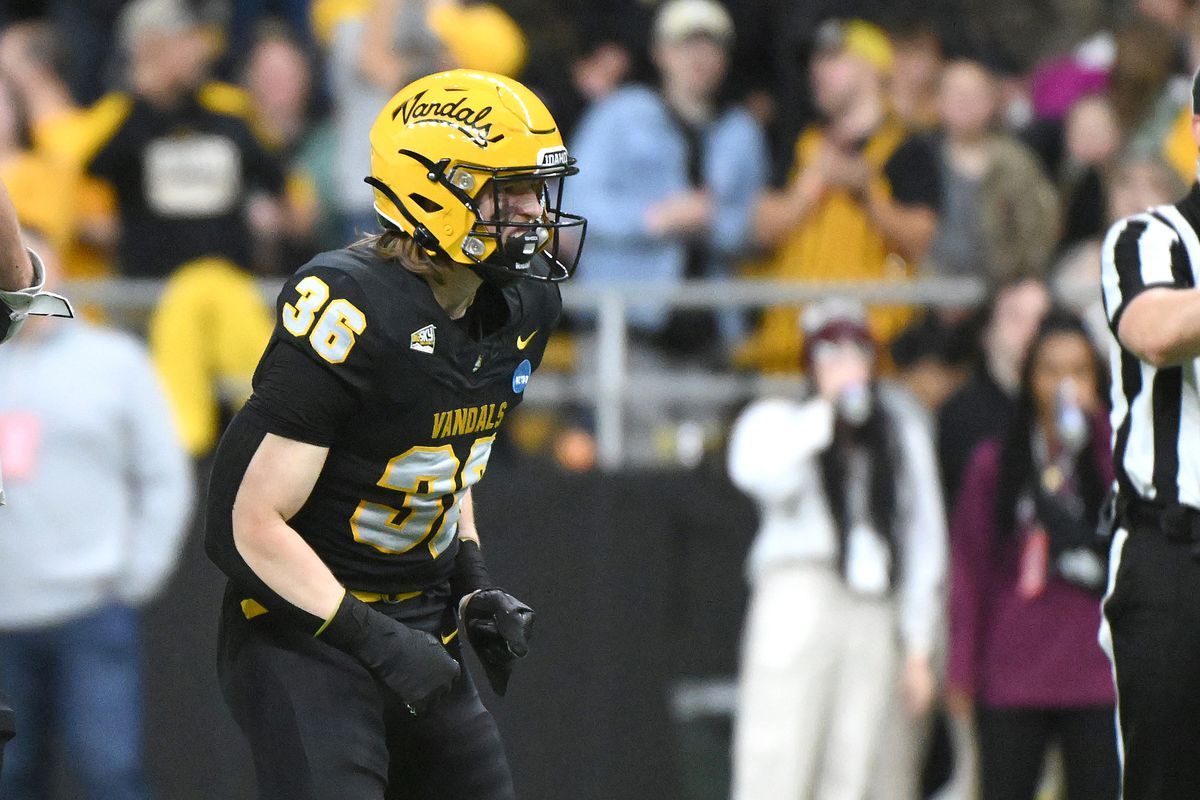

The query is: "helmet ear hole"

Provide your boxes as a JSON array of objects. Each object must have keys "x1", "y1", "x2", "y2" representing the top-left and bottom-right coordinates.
[{"x1": 408, "y1": 193, "x2": 443, "y2": 213}]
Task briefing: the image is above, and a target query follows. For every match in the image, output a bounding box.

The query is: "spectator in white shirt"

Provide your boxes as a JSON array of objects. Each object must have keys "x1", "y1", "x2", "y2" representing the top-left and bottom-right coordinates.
[
  {"x1": 0, "y1": 231, "x2": 191, "y2": 799},
  {"x1": 728, "y1": 297, "x2": 947, "y2": 800}
]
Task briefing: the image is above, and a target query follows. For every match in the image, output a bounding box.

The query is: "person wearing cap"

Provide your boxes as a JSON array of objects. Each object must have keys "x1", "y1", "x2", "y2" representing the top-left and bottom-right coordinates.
[
  {"x1": 566, "y1": 0, "x2": 769, "y2": 463},
  {"x1": 737, "y1": 18, "x2": 943, "y2": 372},
  {"x1": 1, "y1": 3, "x2": 289, "y2": 457},
  {"x1": 326, "y1": 0, "x2": 526, "y2": 242},
  {"x1": 727, "y1": 298, "x2": 946, "y2": 800},
  {"x1": 569, "y1": 0, "x2": 769, "y2": 357},
  {"x1": 5, "y1": 1, "x2": 288, "y2": 280}
]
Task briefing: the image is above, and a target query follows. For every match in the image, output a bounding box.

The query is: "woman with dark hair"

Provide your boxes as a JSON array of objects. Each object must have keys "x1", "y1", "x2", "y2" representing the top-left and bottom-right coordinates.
[
  {"x1": 729, "y1": 298, "x2": 946, "y2": 800},
  {"x1": 948, "y1": 309, "x2": 1119, "y2": 800}
]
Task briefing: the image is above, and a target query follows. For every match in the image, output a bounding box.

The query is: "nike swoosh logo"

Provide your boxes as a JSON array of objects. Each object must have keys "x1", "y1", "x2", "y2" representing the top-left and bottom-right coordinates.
[
  {"x1": 442, "y1": 629, "x2": 459, "y2": 645},
  {"x1": 516, "y1": 329, "x2": 538, "y2": 350}
]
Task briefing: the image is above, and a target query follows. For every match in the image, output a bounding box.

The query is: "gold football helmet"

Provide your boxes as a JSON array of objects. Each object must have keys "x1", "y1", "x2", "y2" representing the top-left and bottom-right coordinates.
[{"x1": 366, "y1": 69, "x2": 586, "y2": 282}]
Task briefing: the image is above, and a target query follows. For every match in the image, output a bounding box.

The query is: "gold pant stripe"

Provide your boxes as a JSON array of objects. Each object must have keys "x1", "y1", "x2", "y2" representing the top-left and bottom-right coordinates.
[{"x1": 350, "y1": 589, "x2": 423, "y2": 604}]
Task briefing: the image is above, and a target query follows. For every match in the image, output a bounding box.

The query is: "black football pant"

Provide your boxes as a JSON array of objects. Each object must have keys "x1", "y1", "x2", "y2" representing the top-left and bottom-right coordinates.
[
  {"x1": 976, "y1": 705, "x2": 1118, "y2": 800},
  {"x1": 1102, "y1": 523, "x2": 1200, "y2": 799},
  {"x1": 217, "y1": 584, "x2": 515, "y2": 800}
]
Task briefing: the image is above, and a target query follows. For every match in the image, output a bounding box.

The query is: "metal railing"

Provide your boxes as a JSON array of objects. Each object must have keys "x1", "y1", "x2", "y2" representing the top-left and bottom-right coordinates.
[{"x1": 64, "y1": 276, "x2": 1001, "y2": 468}]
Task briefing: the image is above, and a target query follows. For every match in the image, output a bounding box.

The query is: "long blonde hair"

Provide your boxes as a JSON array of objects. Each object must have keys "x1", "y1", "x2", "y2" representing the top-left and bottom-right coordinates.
[{"x1": 355, "y1": 230, "x2": 457, "y2": 282}]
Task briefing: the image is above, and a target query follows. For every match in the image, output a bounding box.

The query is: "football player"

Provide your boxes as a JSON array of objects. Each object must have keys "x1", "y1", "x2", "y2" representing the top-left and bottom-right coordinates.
[
  {"x1": 0, "y1": 182, "x2": 71, "y2": 345},
  {"x1": 0, "y1": 178, "x2": 73, "y2": 773},
  {"x1": 204, "y1": 69, "x2": 586, "y2": 799}
]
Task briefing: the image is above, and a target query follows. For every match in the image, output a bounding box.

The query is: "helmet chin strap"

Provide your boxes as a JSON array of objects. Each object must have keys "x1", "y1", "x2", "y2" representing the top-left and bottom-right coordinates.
[
  {"x1": 472, "y1": 225, "x2": 558, "y2": 287},
  {"x1": 471, "y1": 258, "x2": 521, "y2": 288},
  {"x1": 363, "y1": 176, "x2": 442, "y2": 254}
]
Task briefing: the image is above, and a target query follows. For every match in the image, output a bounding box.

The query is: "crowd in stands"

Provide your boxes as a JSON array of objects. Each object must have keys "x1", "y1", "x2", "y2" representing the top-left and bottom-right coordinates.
[
  {"x1": 0, "y1": 0, "x2": 1188, "y2": 388},
  {"x1": 0, "y1": 0, "x2": 1197, "y2": 797},
  {"x1": 0, "y1": 0, "x2": 1191, "y2": 458}
]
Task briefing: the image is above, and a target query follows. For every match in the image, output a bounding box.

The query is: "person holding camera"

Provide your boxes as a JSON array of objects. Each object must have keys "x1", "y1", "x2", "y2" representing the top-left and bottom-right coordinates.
[
  {"x1": 948, "y1": 309, "x2": 1118, "y2": 800},
  {"x1": 728, "y1": 298, "x2": 946, "y2": 800}
]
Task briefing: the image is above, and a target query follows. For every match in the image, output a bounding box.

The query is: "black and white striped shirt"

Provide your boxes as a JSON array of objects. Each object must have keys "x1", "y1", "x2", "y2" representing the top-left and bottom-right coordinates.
[{"x1": 1101, "y1": 185, "x2": 1200, "y2": 507}]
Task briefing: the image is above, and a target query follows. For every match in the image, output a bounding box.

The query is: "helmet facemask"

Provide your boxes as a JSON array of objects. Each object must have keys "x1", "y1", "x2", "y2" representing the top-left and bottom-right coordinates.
[
  {"x1": 365, "y1": 150, "x2": 586, "y2": 285},
  {"x1": 461, "y1": 162, "x2": 587, "y2": 284}
]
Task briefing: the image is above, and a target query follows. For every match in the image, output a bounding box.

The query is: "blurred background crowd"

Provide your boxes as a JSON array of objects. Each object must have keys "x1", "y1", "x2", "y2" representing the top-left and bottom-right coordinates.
[{"x1": 0, "y1": 0, "x2": 1193, "y2": 797}]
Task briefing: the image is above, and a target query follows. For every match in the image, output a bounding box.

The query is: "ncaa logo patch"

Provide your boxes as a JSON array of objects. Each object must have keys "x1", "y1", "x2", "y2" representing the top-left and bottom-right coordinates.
[{"x1": 512, "y1": 359, "x2": 532, "y2": 393}]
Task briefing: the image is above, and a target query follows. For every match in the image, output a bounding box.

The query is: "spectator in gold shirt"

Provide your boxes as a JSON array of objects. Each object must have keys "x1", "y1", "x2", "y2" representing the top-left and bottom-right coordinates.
[{"x1": 737, "y1": 19, "x2": 942, "y2": 373}]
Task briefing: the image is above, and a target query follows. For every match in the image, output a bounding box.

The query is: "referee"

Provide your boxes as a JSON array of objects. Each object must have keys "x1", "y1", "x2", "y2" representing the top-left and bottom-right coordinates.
[{"x1": 1100, "y1": 70, "x2": 1200, "y2": 799}]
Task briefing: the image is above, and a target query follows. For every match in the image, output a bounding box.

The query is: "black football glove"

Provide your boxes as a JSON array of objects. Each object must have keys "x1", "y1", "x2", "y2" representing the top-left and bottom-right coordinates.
[
  {"x1": 459, "y1": 589, "x2": 535, "y2": 696},
  {"x1": 319, "y1": 592, "x2": 460, "y2": 715}
]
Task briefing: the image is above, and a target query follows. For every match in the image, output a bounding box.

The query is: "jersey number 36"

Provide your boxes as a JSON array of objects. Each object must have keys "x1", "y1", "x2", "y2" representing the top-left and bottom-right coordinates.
[{"x1": 282, "y1": 275, "x2": 367, "y2": 363}]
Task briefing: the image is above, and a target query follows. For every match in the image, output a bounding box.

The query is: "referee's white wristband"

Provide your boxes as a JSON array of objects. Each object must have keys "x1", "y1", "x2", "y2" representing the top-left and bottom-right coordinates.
[{"x1": 0, "y1": 249, "x2": 74, "y2": 343}]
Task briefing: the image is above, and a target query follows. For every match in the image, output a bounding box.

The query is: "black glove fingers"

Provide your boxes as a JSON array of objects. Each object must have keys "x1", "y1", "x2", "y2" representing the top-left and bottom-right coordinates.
[
  {"x1": 480, "y1": 641, "x2": 516, "y2": 664},
  {"x1": 461, "y1": 589, "x2": 535, "y2": 694},
  {"x1": 491, "y1": 610, "x2": 530, "y2": 658}
]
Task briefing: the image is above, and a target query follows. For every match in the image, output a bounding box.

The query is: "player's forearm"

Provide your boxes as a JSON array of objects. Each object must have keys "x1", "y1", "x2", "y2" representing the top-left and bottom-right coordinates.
[
  {"x1": 1118, "y1": 287, "x2": 1200, "y2": 367},
  {"x1": 450, "y1": 490, "x2": 497, "y2": 604},
  {"x1": 0, "y1": 181, "x2": 33, "y2": 292},
  {"x1": 233, "y1": 515, "x2": 347, "y2": 620},
  {"x1": 457, "y1": 488, "x2": 480, "y2": 545},
  {"x1": 229, "y1": 432, "x2": 346, "y2": 620}
]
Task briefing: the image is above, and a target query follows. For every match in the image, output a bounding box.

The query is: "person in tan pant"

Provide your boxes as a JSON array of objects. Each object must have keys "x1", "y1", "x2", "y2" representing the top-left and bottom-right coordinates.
[{"x1": 728, "y1": 299, "x2": 947, "y2": 800}]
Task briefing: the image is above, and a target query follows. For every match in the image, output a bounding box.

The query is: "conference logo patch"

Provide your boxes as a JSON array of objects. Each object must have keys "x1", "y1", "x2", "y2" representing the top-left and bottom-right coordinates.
[{"x1": 410, "y1": 324, "x2": 436, "y2": 354}]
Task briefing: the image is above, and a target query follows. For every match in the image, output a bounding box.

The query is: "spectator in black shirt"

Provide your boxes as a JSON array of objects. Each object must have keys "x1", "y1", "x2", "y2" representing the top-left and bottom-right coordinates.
[
  {"x1": 1057, "y1": 95, "x2": 1122, "y2": 257},
  {"x1": 4, "y1": 0, "x2": 288, "y2": 278},
  {"x1": 938, "y1": 277, "x2": 1050, "y2": 506},
  {"x1": 1, "y1": 1, "x2": 287, "y2": 457}
]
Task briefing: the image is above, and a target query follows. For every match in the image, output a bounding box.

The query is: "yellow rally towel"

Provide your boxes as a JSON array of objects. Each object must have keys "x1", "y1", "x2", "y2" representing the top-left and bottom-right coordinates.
[{"x1": 149, "y1": 258, "x2": 274, "y2": 456}]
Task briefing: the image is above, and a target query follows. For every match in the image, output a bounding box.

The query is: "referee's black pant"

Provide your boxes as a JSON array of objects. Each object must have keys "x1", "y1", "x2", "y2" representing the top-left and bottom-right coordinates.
[
  {"x1": 1102, "y1": 522, "x2": 1200, "y2": 799},
  {"x1": 217, "y1": 584, "x2": 515, "y2": 800}
]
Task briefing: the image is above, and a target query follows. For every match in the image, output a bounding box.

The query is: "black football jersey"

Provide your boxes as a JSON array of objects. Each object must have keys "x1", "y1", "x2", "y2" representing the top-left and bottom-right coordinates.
[{"x1": 248, "y1": 244, "x2": 561, "y2": 593}]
